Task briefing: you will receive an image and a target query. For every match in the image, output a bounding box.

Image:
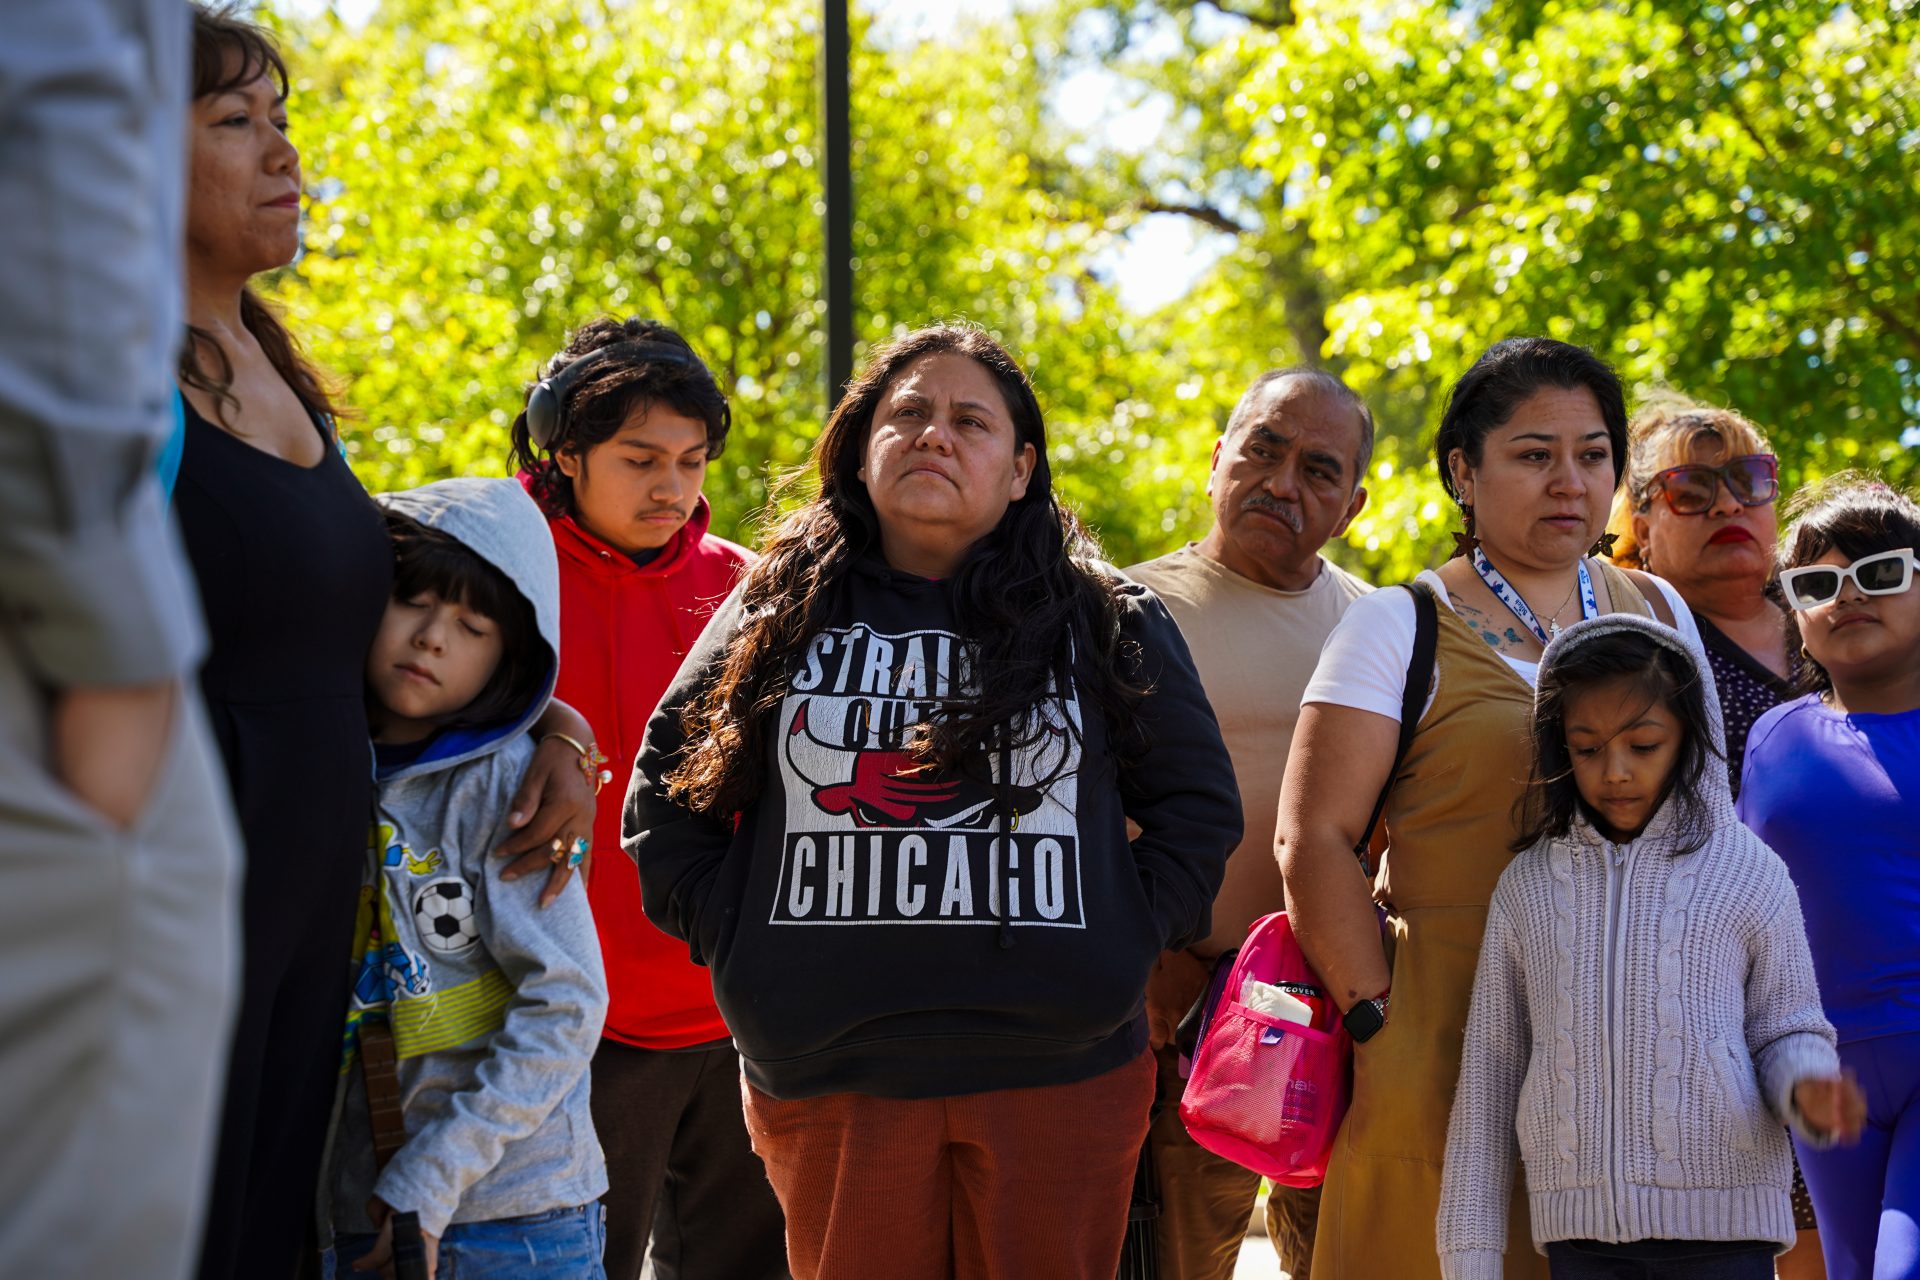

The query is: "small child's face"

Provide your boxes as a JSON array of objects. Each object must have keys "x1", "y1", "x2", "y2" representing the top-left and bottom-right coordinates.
[
  {"x1": 1792, "y1": 547, "x2": 1920, "y2": 691},
  {"x1": 366, "y1": 590, "x2": 505, "y2": 742},
  {"x1": 1563, "y1": 678, "x2": 1683, "y2": 839}
]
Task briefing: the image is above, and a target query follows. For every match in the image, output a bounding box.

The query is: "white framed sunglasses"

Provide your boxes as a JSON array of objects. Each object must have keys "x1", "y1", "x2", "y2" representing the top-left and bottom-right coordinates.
[{"x1": 1778, "y1": 548, "x2": 1920, "y2": 610}]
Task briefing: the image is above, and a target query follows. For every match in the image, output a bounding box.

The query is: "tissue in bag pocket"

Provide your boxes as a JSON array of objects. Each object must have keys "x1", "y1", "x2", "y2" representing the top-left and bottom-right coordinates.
[{"x1": 1241, "y1": 977, "x2": 1315, "y2": 1043}]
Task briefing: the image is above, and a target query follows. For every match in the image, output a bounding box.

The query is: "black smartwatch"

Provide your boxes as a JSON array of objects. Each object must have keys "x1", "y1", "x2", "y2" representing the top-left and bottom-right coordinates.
[{"x1": 1342, "y1": 995, "x2": 1389, "y2": 1043}]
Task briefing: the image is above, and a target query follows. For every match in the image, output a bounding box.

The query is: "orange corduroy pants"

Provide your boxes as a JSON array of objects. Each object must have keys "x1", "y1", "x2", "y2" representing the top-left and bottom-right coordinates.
[{"x1": 742, "y1": 1048, "x2": 1156, "y2": 1280}]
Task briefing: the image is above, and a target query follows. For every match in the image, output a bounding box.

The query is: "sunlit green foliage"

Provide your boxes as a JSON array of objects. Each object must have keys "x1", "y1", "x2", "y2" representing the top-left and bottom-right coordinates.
[
  {"x1": 264, "y1": 0, "x2": 1229, "y2": 566},
  {"x1": 1066, "y1": 0, "x2": 1920, "y2": 575},
  {"x1": 262, "y1": 0, "x2": 1916, "y2": 581}
]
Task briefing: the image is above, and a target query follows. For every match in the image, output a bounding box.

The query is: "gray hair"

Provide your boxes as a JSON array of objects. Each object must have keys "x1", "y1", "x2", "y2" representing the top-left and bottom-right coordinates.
[{"x1": 1225, "y1": 367, "x2": 1375, "y2": 483}]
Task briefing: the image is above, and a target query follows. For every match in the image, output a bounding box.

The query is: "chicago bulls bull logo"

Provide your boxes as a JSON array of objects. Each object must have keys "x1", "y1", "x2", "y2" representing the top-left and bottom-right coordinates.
[
  {"x1": 771, "y1": 625, "x2": 1089, "y2": 929},
  {"x1": 784, "y1": 696, "x2": 1070, "y2": 829}
]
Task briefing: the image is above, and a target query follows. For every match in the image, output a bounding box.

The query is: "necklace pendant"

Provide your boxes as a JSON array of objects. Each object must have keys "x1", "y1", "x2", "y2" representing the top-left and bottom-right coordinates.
[{"x1": 1548, "y1": 619, "x2": 1560, "y2": 638}]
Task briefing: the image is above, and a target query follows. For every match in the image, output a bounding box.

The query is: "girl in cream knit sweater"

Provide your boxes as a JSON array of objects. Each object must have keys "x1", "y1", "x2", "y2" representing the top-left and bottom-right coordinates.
[{"x1": 1438, "y1": 614, "x2": 1864, "y2": 1280}]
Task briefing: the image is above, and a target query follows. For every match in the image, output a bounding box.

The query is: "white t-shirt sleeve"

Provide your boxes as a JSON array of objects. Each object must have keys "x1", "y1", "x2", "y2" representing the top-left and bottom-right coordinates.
[
  {"x1": 1641, "y1": 570, "x2": 1721, "y2": 709},
  {"x1": 1301, "y1": 579, "x2": 1421, "y2": 724}
]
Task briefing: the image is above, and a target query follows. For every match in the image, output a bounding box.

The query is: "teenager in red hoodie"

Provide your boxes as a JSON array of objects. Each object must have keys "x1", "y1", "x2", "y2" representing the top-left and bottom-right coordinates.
[{"x1": 510, "y1": 317, "x2": 781, "y2": 1280}]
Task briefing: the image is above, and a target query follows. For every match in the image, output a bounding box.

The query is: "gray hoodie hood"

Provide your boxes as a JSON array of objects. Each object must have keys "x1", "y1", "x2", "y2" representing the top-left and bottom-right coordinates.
[
  {"x1": 373, "y1": 477, "x2": 561, "y2": 781},
  {"x1": 1536, "y1": 611, "x2": 1731, "y2": 843}
]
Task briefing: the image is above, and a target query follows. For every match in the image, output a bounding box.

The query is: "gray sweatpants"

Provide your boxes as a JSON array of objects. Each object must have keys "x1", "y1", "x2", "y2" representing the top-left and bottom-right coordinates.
[{"x1": 0, "y1": 659, "x2": 240, "y2": 1280}]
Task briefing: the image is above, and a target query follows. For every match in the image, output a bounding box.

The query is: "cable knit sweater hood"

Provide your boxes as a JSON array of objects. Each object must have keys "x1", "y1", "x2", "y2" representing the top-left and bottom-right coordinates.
[{"x1": 1437, "y1": 614, "x2": 1840, "y2": 1278}]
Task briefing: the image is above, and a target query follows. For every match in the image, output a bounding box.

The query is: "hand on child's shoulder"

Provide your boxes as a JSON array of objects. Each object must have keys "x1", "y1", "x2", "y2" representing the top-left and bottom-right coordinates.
[{"x1": 493, "y1": 733, "x2": 597, "y2": 908}]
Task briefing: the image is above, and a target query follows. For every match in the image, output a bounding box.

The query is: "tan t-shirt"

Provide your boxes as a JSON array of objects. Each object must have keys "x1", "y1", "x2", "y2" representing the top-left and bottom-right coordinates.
[{"x1": 1126, "y1": 542, "x2": 1372, "y2": 957}]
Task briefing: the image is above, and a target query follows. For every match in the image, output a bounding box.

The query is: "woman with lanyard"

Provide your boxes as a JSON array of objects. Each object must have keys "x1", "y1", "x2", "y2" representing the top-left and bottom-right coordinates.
[
  {"x1": 1276, "y1": 337, "x2": 1704, "y2": 1278},
  {"x1": 175, "y1": 11, "x2": 599, "y2": 1276}
]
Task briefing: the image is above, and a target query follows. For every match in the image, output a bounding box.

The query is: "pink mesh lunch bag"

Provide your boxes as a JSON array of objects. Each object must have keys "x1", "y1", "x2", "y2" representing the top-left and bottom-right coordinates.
[{"x1": 1178, "y1": 911, "x2": 1348, "y2": 1186}]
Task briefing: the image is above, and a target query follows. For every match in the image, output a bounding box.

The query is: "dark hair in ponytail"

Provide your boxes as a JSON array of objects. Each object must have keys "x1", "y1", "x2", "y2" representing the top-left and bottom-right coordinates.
[
  {"x1": 182, "y1": 4, "x2": 342, "y2": 431},
  {"x1": 1435, "y1": 337, "x2": 1628, "y2": 508}
]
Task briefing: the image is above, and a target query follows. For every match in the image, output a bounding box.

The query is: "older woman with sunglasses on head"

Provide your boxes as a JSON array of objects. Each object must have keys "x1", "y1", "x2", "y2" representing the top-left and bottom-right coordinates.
[
  {"x1": 1606, "y1": 394, "x2": 1794, "y2": 802},
  {"x1": 1736, "y1": 475, "x2": 1920, "y2": 1280}
]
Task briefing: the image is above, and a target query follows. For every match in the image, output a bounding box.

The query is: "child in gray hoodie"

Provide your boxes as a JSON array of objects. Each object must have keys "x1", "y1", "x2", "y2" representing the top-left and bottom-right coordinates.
[
  {"x1": 1438, "y1": 614, "x2": 1863, "y2": 1280},
  {"x1": 328, "y1": 478, "x2": 609, "y2": 1278}
]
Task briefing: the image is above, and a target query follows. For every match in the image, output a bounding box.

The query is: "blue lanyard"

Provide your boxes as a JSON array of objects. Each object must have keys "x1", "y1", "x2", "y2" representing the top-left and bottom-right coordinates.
[{"x1": 1471, "y1": 546, "x2": 1597, "y2": 646}]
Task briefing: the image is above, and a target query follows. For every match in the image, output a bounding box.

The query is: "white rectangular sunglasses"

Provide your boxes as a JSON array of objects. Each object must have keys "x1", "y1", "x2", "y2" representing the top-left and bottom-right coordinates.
[{"x1": 1778, "y1": 547, "x2": 1919, "y2": 611}]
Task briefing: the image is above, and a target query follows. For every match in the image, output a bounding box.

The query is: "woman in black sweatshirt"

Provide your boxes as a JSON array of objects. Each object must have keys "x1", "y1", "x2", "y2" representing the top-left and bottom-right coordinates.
[{"x1": 622, "y1": 323, "x2": 1240, "y2": 1279}]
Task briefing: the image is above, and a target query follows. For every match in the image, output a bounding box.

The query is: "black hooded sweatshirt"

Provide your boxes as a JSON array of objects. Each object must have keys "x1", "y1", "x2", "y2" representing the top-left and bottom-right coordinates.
[{"x1": 622, "y1": 556, "x2": 1241, "y2": 1101}]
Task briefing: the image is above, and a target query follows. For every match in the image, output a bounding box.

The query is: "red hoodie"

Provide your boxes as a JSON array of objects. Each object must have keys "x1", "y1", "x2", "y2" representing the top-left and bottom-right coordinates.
[{"x1": 524, "y1": 476, "x2": 751, "y2": 1048}]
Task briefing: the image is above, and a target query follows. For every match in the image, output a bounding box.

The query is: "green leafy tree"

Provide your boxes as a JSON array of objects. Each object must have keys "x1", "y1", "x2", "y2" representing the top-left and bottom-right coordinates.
[
  {"x1": 261, "y1": 0, "x2": 1239, "y2": 565},
  {"x1": 260, "y1": 0, "x2": 1917, "y2": 581},
  {"x1": 1052, "y1": 0, "x2": 1919, "y2": 577}
]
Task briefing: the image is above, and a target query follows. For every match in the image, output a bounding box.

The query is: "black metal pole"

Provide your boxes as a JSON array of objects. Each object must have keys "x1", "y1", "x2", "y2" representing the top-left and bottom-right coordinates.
[{"x1": 821, "y1": 0, "x2": 854, "y2": 412}]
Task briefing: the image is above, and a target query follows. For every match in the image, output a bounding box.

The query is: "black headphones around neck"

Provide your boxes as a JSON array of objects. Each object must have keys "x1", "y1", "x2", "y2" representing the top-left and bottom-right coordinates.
[{"x1": 522, "y1": 340, "x2": 697, "y2": 450}]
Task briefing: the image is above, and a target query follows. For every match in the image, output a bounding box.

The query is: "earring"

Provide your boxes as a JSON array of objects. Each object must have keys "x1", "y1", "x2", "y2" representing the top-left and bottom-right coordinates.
[
  {"x1": 1588, "y1": 531, "x2": 1619, "y2": 559},
  {"x1": 1449, "y1": 504, "x2": 1479, "y2": 559}
]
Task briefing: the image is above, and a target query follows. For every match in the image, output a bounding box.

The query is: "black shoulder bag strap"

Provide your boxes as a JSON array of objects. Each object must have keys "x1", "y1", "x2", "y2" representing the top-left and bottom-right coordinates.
[{"x1": 1352, "y1": 581, "x2": 1438, "y2": 878}]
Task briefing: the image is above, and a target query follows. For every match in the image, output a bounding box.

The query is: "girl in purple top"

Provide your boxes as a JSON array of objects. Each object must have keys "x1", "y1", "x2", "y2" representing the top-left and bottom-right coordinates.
[{"x1": 1739, "y1": 475, "x2": 1920, "y2": 1280}]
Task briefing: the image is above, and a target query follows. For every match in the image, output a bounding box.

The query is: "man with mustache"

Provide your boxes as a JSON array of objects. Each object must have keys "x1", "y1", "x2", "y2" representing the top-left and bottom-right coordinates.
[
  {"x1": 509, "y1": 319, "x2": 784, "y2": 1280},
  {"x1": 1125, "y1": 368, "x2": 1374, "y2": 1280}
]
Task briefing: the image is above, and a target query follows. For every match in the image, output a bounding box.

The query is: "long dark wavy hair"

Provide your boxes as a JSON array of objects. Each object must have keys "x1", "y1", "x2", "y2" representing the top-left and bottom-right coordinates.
[
  {"x1": 1777, "y1": 472, "x2": 1920, "y2": 697},
  {"x1": 508, "y1": 316, "x2": 731, "y2": 518},
  {"x1": 666, "y1": 324, "x2": 1148, "y2": 818},
  {"x1": 181, "y1": 4, "x2": 341, "y2": 431},
  {"x1": 1512, "y1": 627, "x2": 1718, "y2": 854}
]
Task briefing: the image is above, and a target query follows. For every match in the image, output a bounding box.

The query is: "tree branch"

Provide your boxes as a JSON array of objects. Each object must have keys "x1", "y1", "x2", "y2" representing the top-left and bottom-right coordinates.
[
  {"x1": 1136, "y1": 198, "x2": 1249, "y2": 234},
  {"x1": 1719, "y1": 89, "x2": 1785, "y2": 163},
  {"x1": 1193, "y1": 0, "x2": 1295, "y2": 30}
]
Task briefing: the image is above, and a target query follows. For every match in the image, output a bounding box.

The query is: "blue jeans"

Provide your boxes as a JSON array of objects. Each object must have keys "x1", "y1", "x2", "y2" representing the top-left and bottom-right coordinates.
[
  {"x1": 330, "y1": 1204, "x2": 607, "y2": 1280},
  {"x1": 1544, "y1": 1239, "x2": 1776, "y2": 1280}
]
